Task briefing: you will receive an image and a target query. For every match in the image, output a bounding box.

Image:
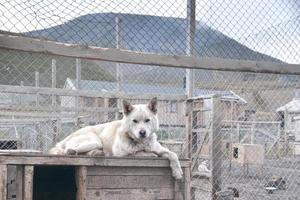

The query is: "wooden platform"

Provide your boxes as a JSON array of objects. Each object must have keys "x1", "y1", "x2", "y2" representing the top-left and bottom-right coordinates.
[{"x1": 0, "y1": 154, "x2": 190, "y2": 200}]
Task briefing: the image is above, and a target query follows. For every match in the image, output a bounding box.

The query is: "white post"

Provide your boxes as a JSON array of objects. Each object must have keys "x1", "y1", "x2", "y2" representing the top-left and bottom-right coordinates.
[
  {"x1": 35, "y1": 71, "x2": 39, "y2": 106},
  {"x1": 52, "y1": 59, "x2": 57, "y2": 106},
  {"x1": 76, "y1": 58, "x2": 81, "y2": 127}
]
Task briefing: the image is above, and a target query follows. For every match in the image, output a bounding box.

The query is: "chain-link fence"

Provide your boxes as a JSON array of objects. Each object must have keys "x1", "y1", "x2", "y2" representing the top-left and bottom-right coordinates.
[{"x1": 1, "y1": 0, "x2": 300, "y2": 200}]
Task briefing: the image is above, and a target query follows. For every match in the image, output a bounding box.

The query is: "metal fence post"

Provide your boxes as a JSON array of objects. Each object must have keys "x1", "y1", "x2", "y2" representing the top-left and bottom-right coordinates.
[
  {"x1": 211, "y1": 95, "x2": 223, "y2": 200},
  {"x1": 115, "y1": 16, "x2": 122, "y2": 120},
  {"x1": 185, "y1": 1, "x2": 196, "y2": 200}
]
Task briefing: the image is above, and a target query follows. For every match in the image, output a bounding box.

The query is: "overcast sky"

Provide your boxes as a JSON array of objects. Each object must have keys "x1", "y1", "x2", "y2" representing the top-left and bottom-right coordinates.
[{"x1": 0, "y1": 0, "x2": 299, "y2": 63}]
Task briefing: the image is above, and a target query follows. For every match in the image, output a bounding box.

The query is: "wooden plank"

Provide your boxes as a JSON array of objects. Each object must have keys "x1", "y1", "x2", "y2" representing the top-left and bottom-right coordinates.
[
  {"x1": 211, "y1": 95, "x2": 223, "y2": 200},
  {"x1": 184, "y1": 167, "x2": 192, "y2": 200},
  {"x1": 7, "y1": 165, "x2": 17, "y2": 200},
  {"x1": 23, "y1": 166, "x2": 34, "y2": 200},
  {"x1": 0, "y1": 84, "x2": 186, "y2": 101},
  {"x1": 174, "y1": 180, "x2": 184, "y2": 200},
  {"x1": 184, "y1": 99, "x2": 193, "y2": 158},
  {"x1": 16, "y1": 165, "x2": 24, "y2": 200},
  {"x1": 76, "y1": 166, "x2": 87, "y2": 200},
  {"x1": 86, "y1": 188, "x2": 174, "y2": 200},
  {"x1": 0, "y1": 104, "x2": 118, "y2": 113},
  {"x1": 0, "y1": 155, "x2": 190, "y2": 168},
  {"x1": 86, "y1": 175, "x2": 173, "y2": 189},
  {"x1": 87, "y1": 166, "x2": 172, "y2": 176},
  {"x1": 0, "y1": 34, "x2": 300, "y2": 75},
  {"x1": 0, "y1": 165, "x2": 7, "y2": 200}
]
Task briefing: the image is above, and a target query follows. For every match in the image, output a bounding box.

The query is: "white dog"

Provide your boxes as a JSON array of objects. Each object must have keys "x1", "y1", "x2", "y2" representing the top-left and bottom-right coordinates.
[{"x1": 49, "y1": 97, "x2": 183, "y2": 179}]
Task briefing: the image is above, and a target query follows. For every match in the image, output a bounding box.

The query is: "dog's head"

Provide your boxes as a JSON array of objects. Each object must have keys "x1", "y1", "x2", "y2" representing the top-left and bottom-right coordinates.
[{"x1": 122, "y1": 97, "x2": 159, "y2": 140}]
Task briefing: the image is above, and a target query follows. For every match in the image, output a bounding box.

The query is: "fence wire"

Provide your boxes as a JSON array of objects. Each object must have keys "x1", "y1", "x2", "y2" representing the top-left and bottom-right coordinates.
[{"x1": 1, "y1": 1, "x2": 300, "y2": 200}]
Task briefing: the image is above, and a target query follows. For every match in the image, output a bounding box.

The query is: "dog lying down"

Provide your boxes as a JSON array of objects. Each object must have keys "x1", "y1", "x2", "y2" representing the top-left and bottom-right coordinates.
[{"x1": 49, "y1": 97, "x2": 183, "y2": 179}]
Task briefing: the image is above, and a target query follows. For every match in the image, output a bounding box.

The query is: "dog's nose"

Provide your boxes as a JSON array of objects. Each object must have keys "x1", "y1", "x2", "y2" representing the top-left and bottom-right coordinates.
[{"x1": 139, "y1": 130, "x2": 146, "y2": 138}]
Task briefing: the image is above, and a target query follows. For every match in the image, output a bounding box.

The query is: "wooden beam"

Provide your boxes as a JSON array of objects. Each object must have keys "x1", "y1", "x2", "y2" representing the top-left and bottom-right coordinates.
[
  {"x1": 76, "y1": 166, "x2": 87, "y2": 200},
  {"x1": 0, "y1": 104, "x2": 118, "y2": 113},
  {"x1": 0, "y1": 34, "x2": 299, "y2": 75},
  {"x1": 0, "y1": 165, "x2": 7, "y2": 200},
  {"x1": 16, "y1": 165, "x2": 24, "y2": 200},
  {"x1": 0, "y1": 154, "x2": 190, "y2": 168},
  {"x1": 0, "y1": 84, "x2": 186, "y2": 101},
  {"x1": 23, "y1": 166, "x2": 34, "y2": 200}
]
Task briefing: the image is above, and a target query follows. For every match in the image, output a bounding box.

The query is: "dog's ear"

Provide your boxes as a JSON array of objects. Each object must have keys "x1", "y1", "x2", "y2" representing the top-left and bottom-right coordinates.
[
  {"x1": 148, "y1": 97, "x2": 158, "y2": 114},
  {"x1": 123, "y1": 100, "x2": 133, "y2": 116}
]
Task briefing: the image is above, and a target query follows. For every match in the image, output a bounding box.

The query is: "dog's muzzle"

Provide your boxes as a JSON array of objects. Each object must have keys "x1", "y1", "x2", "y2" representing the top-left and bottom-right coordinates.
[{"x1": 139, "y1": 130, "x2": 146, "y2": 138}]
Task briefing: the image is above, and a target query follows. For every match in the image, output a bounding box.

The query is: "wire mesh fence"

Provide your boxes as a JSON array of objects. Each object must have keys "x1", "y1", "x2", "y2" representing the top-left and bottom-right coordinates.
[{"x1": 1, "y1": 0, "x2": 300, "y2": 200}]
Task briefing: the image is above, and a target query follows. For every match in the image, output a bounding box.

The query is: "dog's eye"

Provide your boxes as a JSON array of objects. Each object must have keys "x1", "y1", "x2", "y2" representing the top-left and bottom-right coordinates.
[
  {"x1": 145, "y1": 119, "x2": 150, "y2": 123},
  {"x1": 133, "y1": 119, "x2": 138, "y2": 123}
]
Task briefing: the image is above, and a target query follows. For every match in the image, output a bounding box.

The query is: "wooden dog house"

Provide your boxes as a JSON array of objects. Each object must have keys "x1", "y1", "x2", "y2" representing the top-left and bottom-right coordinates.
[{"x1": 0, "y1": 154, "x2": 190, "y2": 200}]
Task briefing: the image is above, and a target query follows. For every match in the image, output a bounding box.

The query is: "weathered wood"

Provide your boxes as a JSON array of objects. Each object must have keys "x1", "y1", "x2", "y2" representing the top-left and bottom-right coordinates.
[
  {"x1": 0, "y1": 34, "x2": 299, "y2": 75},
  {"x1": 16, "y1": 165, "x2": 24, "y2": 200},
  {"x1": 7, "y1": 165, "x2": 17, "y2": 200},
  {"x1": 86, "y1": 188, "x2": 174, "y2": 200},
  {"x1": 0, "y1": 165, "x2": 7, "y2": 200},
  {"x1": 0, "y1": 84, "x2": 186, "y2": 101},
  {"x1": 76, "y1": 166, "x2": 87, "y2": 200},
  {"x1": 0, "y1": 104, "x2": 118, "y2": 113},
  {"x1": 174, "y1": 180, "x2": 183, "y2": 200},
  {"x1": 211, "y1": 95, "x2": 223, "y2": 200},
  {"x1": 87, "y1": 166, "x2": 172, "y2": 176},
  {"x1": 23, "y1": 166, "x2": 34, "y2": 200},
  {"x1": 184, "y1": 167, "x2": 192, "y2": 200},
  {"x1": 0, "y1": 154, "x2": 190, "y2": 167},
  {"x1": 184, "y1": 99, "x2": 193, "y2": 158},
  {"x1": 0, "y1": 150, "x2": 42, "y2": 154},
  {"x1": 87, "y1": 175, "x2": 173, "y2": 189}
]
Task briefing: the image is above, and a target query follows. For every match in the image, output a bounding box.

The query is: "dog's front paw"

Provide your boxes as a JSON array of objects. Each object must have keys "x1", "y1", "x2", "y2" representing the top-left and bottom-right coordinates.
[
  {"x1": 172, "y1": 167, "x2": 183, "y2": 179},
  {"x1": 65, "y1": 148, "x2": 77, "y2": 155},
  {"x1": 87, "y1": 149, "x2": 104, "y2": 156}
]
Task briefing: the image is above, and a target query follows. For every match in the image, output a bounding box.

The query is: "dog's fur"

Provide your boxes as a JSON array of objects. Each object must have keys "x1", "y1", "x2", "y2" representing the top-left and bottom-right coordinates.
[{"x1": 49, "y1": 98, "x2": 183, "y2": 179}]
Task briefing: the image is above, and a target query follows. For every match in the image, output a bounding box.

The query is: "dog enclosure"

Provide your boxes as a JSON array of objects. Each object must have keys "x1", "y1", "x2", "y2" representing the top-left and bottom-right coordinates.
[{"x1": 0, "y1": 0, "x2": 300, "y2": 200}]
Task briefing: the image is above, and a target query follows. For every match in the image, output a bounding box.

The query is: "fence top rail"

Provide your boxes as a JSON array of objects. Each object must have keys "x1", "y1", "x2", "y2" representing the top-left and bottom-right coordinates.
[
  {"x1": 222, "y1": 120, "x2": 281, "y2": 124},
  {"x1": 0, "y1": 84, "x2": 186, "y2": 101},
  {"x1": 0, "y1": 34, "x2": 300, "y2": 75}
]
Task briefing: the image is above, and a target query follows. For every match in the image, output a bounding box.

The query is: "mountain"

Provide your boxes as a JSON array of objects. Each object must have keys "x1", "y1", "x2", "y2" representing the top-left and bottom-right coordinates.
[
  {"x1": 1, "y1": 13, "x2": 282, "y2": 88},
  {"x1": 27, "y1": 13, "x2": 280, "y2": 62}
]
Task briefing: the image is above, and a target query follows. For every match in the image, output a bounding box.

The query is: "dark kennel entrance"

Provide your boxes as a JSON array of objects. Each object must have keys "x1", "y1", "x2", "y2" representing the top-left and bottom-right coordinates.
[{"x1": 33, "y1": 166, "x2": 77, "y2": 200}]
